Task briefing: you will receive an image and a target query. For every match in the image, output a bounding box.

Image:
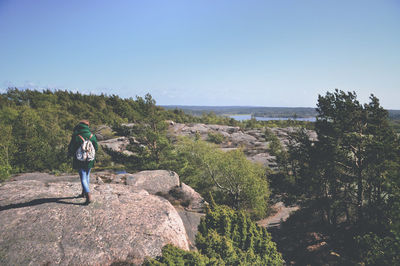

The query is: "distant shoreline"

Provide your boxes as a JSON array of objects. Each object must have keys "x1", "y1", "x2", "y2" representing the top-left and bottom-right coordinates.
[
  {"x1": 162, "y1": 105, "x2": 400, "y2": 121},
  {"x1": 228, "y1": 114, "x2": 316, "y2": 122},
  {"x1": 162, "y1": 105, "x2": 317, "y2": 118}
]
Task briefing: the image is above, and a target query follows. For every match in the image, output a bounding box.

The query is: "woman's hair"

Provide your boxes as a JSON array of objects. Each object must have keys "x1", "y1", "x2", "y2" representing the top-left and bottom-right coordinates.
[{"x1": 79, "y1": 120, "x2": 90, "y2": 126}]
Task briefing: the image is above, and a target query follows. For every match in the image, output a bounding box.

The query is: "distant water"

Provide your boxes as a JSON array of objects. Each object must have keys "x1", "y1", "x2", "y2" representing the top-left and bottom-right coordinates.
[
  {"x1": 229, "y1": 114, "x2": 316, "y2": 122},
  {"x1": 115, "y1": 170, "x2": 127, "y2": 174}
]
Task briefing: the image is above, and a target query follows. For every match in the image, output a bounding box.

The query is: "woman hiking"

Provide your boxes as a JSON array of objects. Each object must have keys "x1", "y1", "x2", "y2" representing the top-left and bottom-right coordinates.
[{"x1": 68, "y1": 120, "x2": 98, "y2": 204}]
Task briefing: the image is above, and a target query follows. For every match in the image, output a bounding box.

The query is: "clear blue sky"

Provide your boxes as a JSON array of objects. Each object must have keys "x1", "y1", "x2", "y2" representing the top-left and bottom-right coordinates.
[{"x1": 0, "y1": 0, "x2": 399, "y2": 108}]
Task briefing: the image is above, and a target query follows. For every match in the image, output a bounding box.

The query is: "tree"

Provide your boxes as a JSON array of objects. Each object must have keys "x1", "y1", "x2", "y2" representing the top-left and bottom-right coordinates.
[
  {"x1": 0, "y1": 89, "x2": 207, "y2": 174},
  {"x1": 174, "y1": 138, "x2": 270, "y2": 218},
  {"x1": 0, "y1": 105, "x2": 18, "y2": 180},
  {"x1": 11, "y1": 106, "x2": 69, "y2": 172},
  {"x1": 356, "y1": 159, "x2": 400, "y2": 265},
  {"x1": 288, "y1": 90, "x2": 399, "y2": 228},
  {"x1": 0, "y1": 124, "x2": 13, "y2": 181},
  {"x1": 128, "y1": 94, "x2": 172, "y2": 170}
]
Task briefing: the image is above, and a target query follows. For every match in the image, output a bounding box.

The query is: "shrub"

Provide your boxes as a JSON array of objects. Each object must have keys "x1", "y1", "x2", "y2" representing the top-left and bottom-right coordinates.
[
  {"x1": 145, "y1": 200, "x2": 283, "y2": 265},
  {"x1": 174, "y1": 138, "x2": 270, "y2": 218},
  {"x1": 207, "y1": 132, "x2": 226, "y2": 144}
]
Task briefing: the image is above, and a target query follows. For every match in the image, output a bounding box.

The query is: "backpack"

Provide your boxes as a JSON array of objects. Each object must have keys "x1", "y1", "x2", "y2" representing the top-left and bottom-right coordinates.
[{"x1": 76, "y1": 134, "x2": 95, "y2": 161}]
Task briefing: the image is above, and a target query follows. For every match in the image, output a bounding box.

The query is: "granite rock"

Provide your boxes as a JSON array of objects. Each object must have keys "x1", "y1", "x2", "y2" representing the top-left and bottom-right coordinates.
[{"x1": 0, "y1": 173, "x2": 190, "y2": 265}]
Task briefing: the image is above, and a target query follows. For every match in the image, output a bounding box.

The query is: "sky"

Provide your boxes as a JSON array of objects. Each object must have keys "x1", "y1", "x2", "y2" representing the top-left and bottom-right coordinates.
[{"x1": 0, "y1": 0, "x2": 399, "y2": 108}]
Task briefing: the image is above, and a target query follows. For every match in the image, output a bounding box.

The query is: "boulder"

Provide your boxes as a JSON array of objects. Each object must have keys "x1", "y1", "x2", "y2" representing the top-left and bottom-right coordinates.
[
  {"x1": 99, "y1": 137, "x2": 135, "y2": 156},
  {"x1": 121, "y1": 123, "x2": 136, "y2": 127},
  {"x1": 248, "y1": 153, "x2": 277, "y2": 167},
  {"x1": 0, "y1": 176, "x2": 189, "y2": 265},
  {"x1": 180, "y1": 182, "x2": 206, "y2": 212},
  {"x1": 99, "y1": 136, "x2": 130, "y2": 151},
  {"x1": 93, "y1": 125, "x2": 114, "y2": 141},
  {"x1": 125, "y1": 170, "x2": 180, "y2": 195},
  {"x1": 176, "y1": 209, "x2": 204, "y2": 250}
]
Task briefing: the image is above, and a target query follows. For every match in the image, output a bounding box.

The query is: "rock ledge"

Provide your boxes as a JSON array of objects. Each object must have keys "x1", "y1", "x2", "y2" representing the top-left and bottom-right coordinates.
[{"x1": 0, "y1": 172, "x2": 194, "y2": 265}]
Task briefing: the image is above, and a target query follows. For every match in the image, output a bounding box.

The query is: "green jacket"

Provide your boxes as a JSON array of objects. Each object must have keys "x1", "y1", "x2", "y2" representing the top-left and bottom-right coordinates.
[{"x1": 68, "y1": 123, "x2": 98, "y2": 170}]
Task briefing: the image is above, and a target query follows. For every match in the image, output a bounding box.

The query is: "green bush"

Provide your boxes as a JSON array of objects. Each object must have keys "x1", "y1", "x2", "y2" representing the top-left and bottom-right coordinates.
[
  {"x1": 145, "y1": 200, "x2": 283, "y2": 265},
  {"x1": 0, "y1": 164, "x2": 12, "y2": 182},
  {"x1": 207, "y1": 132, "x2": 226, "y2": 144},
  {"x1": 173, "y1": 138, "x2": 270, "y2": 218},
  {"x1": 144, "y1": 244, "x2": 213, "y2": 265},
  {"x1": 356, "y1": 231, "x2": 400, "y2": 265}
]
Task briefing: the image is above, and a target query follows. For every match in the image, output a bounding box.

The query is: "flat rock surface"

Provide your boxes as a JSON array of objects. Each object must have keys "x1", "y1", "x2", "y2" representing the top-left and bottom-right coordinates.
[
  {"x1": 11, "y1": 172, "x2": 79, "y2": 183},
  {"x1": 0, "y1": 176, "x2": 189, "y2": 265},
  {"x1": 125, "y1": 170, "x2": 180, "y2": 194}
]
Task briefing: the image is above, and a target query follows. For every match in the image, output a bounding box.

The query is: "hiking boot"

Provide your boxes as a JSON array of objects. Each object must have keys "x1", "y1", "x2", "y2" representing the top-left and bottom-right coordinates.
[{"x1": 85, "y1": 192, "x2": 92, "y2": 204}]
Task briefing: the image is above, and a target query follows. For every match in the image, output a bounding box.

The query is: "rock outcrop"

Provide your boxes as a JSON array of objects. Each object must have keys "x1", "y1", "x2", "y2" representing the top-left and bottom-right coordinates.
[
  {"x1": 0, "y1": 170, "x2": 206, "y2": 265},
  {"x1": 179, "y1": 183, "x2": 206, "y2": 212},
  {"x1": 96, "y1": 122, "x2": 316, "y2": 168},
  {"x1": 169, "y1": 123, "x2": 317, "y2": 167},
  {"x1": 93, "y1": 125, "x2": 114, "y2": 141},
  {"x1": 99, "y1": 136, "x2": 135, "y2": 156},
  {"x1": 125, "y1": 170, "x2": 180, "y2": 194}
]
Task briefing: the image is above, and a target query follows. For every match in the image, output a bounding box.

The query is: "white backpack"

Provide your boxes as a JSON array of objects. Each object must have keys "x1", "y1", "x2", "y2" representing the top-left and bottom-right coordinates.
[{"x1": 76, "y1": 134, "x2": 95, "y2": 161}]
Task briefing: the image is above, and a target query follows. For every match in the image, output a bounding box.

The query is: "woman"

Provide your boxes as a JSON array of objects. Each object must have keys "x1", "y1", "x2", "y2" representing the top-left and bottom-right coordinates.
[{"x1": 68, "y1": 120, "x2": 98, "y2": 204}]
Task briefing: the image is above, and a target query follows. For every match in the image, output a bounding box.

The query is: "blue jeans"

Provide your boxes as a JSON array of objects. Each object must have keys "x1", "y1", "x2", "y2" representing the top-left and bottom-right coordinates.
[{"x1": 78, "y1": 168, "x2": 91, "y2": 193}]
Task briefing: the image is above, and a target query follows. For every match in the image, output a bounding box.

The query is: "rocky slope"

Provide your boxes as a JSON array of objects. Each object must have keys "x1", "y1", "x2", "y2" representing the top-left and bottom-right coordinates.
[
  {"x1": 0, "y1": 171, "x2": 205, "y2": 265},
  {"x1": 98, "y1": 122, "x2": 317, "y2": 168},
  {"x1": 169, "y1": 123, "x2": 317, "y2": 167}
]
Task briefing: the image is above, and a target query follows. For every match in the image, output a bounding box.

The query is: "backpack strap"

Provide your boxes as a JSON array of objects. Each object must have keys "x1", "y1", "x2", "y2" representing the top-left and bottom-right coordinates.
[
  {"x1": 78, "y1": 134, "x2": 93, "y2": 141},
  {"x1": 78, "y1": 135, "x2": 85, "y2": 142}
]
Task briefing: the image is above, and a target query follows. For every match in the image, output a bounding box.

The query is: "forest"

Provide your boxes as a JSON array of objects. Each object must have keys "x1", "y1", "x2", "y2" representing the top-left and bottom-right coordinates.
[{"x1": 1, "y1": 88, "x2": 399, "y2": 265}]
